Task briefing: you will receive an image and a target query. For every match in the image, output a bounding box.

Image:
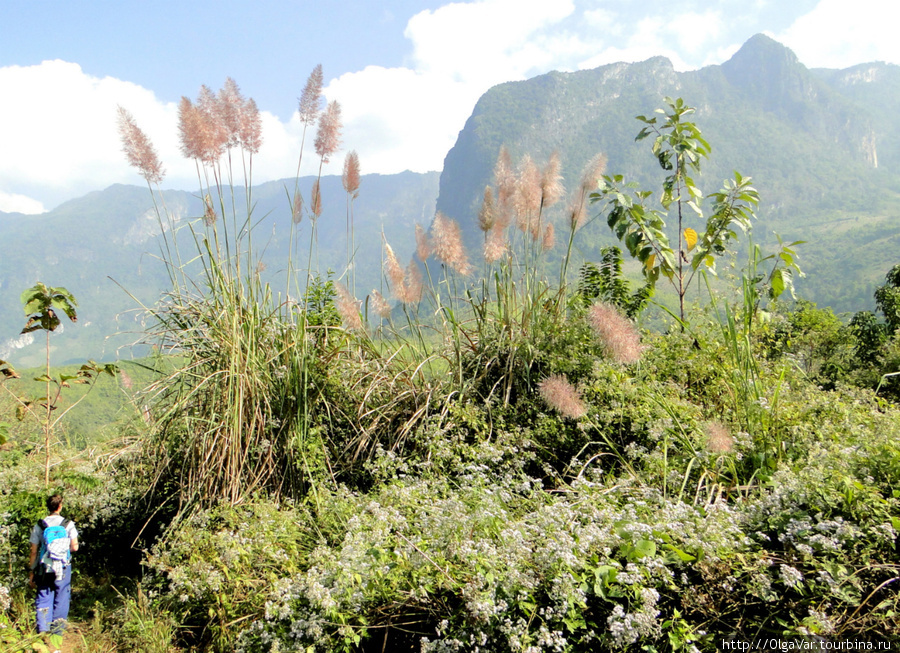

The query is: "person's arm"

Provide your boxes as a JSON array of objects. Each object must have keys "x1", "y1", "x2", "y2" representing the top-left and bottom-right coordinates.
[
  {"x1": 70, "y1": 537, "x2": 79, "y2": 553},
  {"x1": 28, "y1": 542, "x2": 38, "y2": 586}
]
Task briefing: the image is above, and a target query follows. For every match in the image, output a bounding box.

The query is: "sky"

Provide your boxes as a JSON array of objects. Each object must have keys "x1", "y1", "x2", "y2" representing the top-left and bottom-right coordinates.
[{"x1": 1, "y1": 0, "x2": 897, "y2": 214}]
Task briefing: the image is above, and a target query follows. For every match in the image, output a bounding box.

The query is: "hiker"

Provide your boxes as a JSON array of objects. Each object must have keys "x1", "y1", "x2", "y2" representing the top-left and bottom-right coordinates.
[{"x1": 28, "y1": 494, "x2": 79, "y2": 634}]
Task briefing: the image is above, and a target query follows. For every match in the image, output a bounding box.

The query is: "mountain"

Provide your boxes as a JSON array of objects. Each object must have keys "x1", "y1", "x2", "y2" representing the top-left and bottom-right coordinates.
[
  {"x1": 435, "y1": 34, "x2": 900, "y2": 313},
  {"x1": 0, "y1": 171, "x2": 439, "y2": 367}
]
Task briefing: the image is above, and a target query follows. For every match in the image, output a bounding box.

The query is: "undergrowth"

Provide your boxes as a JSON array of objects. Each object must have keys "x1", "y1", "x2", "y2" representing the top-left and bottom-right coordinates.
[{"x1": 1, "y1": 89, "x2": 898, "y2": 653}]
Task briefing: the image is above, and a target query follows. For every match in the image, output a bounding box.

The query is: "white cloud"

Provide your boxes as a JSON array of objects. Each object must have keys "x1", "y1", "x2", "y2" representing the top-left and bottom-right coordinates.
[
  {"x1": 406, "y1": 0, "x2": 576, "y2": 84},
  {"x1": 326, "y1": 66, "x2": 474, "y2": 174},
  {"x1": 3, "y1": 0, "x2": 895, "y2": 212},
  {"x1": 323, "y1": 0, "x2": 590, "y2": 174},
  {"x1": 776, "y1": 0, "x2": 900, "y2": 68},
  {"x1": 0, "y1": 61, "x2": 330, "y2": 208},
  {"x1": 1, "y1": 62, "x2": 166, "y2": 195},
  {"x1": 0, "y1": 190, "x2": 45, "y2": 214}
]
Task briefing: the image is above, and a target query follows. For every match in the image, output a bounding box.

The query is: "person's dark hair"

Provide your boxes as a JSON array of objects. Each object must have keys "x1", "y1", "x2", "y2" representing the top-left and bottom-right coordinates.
[{"x1": 47, "y1": 494, "x2": 63, "y2": 513}]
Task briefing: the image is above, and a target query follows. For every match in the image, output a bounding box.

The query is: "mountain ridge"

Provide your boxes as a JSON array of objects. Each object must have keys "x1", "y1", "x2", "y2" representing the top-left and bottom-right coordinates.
[
  {"x1": 0, "y1": 171, "x2": 440, "y2": 367},
  {"x1": 434, "y1": 34, "x2": 900, "y2": 311}
]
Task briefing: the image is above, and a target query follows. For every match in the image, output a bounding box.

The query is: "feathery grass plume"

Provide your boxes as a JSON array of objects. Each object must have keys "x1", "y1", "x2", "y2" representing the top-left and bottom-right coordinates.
[
  {"x1": 239, "y1": 98, "x2": 262, "y2": 154},
  {"x1": 541, "y1": 223, "x2": 555, "y2": 252},
  {"x1": 298, "y1": 64, "x2": 324, "y2": 126},
  {"x1": 566, "y1": 199, "x2": 585, "y2": 233},
  {"x1": 292, "y1": 192, "x2": 303, "y2": 224},
  {"x1": 483, "y1": 227, "x2": 508, "y2": 263},
  {"x1": 177, "y1": 97, "x2": 204, "y2": 160},
  {"x1": 314, "y1": 100, "x2": 342, "y2": 164},
  {"x1": 335, "y1": 283, "x2": 363, "y2": 331},
  {"x1": 401, "y1": 259, "x2": 424, "y2": 304},
  {"x1": 311, "y1": 179, "x2": 322, "y2": 218},
  {"x1": 540, "y1": 151, "x2": 564, "y2": 208},
  {"x1": 203, "y1": 194, "x2": 217, "y2": 226},
  {"x1": 431, "y1": 211, "x2": 472, "y2": 275},
  {"x1": 196, "y1": 85, "x2": 228, "y2": 164},
  {"x1": 415, "y1": 223, "x2": 432, "y2": 261},
  {"x1": 494, "y1": 146, "x2": 515, "y2": 209},
  {"x1": 370, "y1": 289, "x2": 392, "y2": 319},
  {"x1": 580, "y1": 152, "x2": 607, "y2": 195},
  {"x1": 514, "y1": 155, "x2": 542, "y2": 236},
  {"x1": 567, "y1": 154, "x2": 607, "y2": 232},
  {"x1": 705, "y1": 421, "x2": 734, "y2": 454},
  {"x1": 218, "y1": 77, "x2": 244, "y2": 148},
  {"x1": 342, "y1": 150, "x2": 361, "y2": 195},
  {"x1": 384, "y1": 242, "x2": 405, "y2": 294},
  {"x1": 117, "y1": 107, "x2": 165, "y2": 185},
  {"x1": 478, "y1": 186, "x2": 496, "y2": 233},
  {"x1": 538, "y1": 374, "x2": 587, "y2": 419},
  {"x1": 587, "y1": 301, "x2": 643, "y2": 364}
]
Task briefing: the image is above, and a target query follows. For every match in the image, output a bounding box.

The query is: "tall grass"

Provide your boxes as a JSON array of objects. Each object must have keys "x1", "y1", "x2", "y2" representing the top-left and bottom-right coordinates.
[{"x1": 120, "y1": 75, "x2": 645, "y2": 512}]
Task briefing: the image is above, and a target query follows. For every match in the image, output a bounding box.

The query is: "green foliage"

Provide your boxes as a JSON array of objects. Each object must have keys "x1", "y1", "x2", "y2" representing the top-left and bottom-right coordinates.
[
  {"x1": 26, "y1": 93, "x2": 892, "y2": 650},
  {"x1": 760, "y1": 300, "x2": 854, "y2": 386},
  {"x1": 875, "y1": 263, "x2": 900, "y2": 333},
  {"x1": 850, "y1": 310, "x2": 886, "y2": 365},
  {"x1": 20, "y1": 283, "x2": 78, "y2": 335},
  {"x1": 591, "y1": 97, "x2": 761, "y2": 322},
  {"x1": 576, "y1": 246, "x2": 652, "y2": 318},
  {"x1": 3, "y1": 284, "x2": 119, "y2": 486}
]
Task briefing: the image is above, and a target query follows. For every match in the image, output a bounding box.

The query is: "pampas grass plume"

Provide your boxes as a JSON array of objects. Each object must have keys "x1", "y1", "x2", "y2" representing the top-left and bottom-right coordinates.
[
  {"x1": 335, "y1": 283, "x2": 363, "y2": 331},
  {"x1": 218, "y1": 78, "x2": 244, "y2": 148},
  {"x1": 292, "y1": 192, "x2": 303, "y2": 224},
  {"x1": 415, "y1": 224, "x2": 431, "y2": 261},
  {"x1": 540, "y1": 151, "x2": 564, "y2": 208},
  {"x1": 384, "y1": 242, "x2": 405, "y2": 293},
  {"x1": 342, "y1": 150, "x2": 360, "y2": 194},
  {"x1": 315, "y1": 100, "x2": 342, "y2": 164},
  {"x1": 478, "y1": 186, "x2": 496, "y2": 233},
  {"x1": 196, "y1": 85, "x2": 228, "y2": 163},
  {"x1": 370, "y1": 290, "x2": 392, "y2": 319},
  {"x1": 587, "y1": 301, "x2": 643, "y2": 364},
  {"x1": 541, "y1": 223, "x2": 555, "y2": 252},
  {"x1": 494, "y1": 146, "x2": 515, "y2": 209},
  {"x1": 431, "y1": 211, "x2": 472, "y2": 275},
  {"x1": 311, "y1": 179, "x2": 322, "y2": 218},
  {"x1": 239, "y1": 97, "x2": 262, "y2": 154},
  {"x1": 483, "y1": 228, "x2": 508, "y2": 263},
  {"x1": 117, "y1": 107, "x2": 165, "y2": 185},
  {"x1": 580, "y1": 153, "x2": 607, "y2": 195},
  {"x1": 705, "y1": 421, "x2": 734, "y2": 454},
  {"x1": 514, "y1": 155, "x2": 542, "y2": 232},
  {"x1": 298, "y1": 64, "x2": 324, "y2": 126},
  {"x1": 538, "y1": 374, "x2": 586, "y2": 419},
  {"x1": 402, "y1": 260, "x2": 424, "y2": 304}
]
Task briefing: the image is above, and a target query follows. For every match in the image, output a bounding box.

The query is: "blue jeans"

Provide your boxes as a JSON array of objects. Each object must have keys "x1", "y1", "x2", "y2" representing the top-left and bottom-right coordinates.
[{"x1": 35, "y1": 564, "x2": 71, "y2": 634}]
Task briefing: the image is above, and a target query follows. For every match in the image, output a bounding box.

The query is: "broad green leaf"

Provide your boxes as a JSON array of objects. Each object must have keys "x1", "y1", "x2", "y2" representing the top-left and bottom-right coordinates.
[
  {"x1": 664, "y1": 544, "x2": 696, "y2": 563},
  {"x1": 645, "y1": 254, "x2": 656, "y2": 270},
  {"x1": 631, "y1": 539, "x2": 657, "y2": 560},
  {"x1": 771, "y1": 268, "x2": 786, "y2": 299}
]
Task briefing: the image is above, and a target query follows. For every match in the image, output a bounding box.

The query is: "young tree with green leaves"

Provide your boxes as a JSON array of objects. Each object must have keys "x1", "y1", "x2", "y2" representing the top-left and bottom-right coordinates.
[
  {"x1": 590, "y1": 97, "x2": 766, "y2": 323},
  {"x1": 11, "y1": 283, "x2": 117, "y2": 485}
]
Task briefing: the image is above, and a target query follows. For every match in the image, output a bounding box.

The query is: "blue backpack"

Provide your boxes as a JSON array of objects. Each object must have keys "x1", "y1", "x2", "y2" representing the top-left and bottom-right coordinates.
[{"x1": 38, "y1": 518, "x2": 71, "y2": 581}]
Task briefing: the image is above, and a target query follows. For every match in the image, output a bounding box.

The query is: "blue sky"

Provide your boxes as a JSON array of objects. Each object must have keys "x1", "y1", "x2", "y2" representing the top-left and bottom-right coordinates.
[{"x1": 1, "y1": 0, "x2": 896, "y2": 213}]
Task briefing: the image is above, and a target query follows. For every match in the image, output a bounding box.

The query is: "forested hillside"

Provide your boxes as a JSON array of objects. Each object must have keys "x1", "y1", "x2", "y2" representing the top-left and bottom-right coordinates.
[{"x1": 436, "y1": 34, "x2": 900, "y2": 312}]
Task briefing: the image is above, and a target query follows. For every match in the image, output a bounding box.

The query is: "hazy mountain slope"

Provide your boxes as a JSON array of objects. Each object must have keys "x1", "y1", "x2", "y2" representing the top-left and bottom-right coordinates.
[
  {"x1": 0, "y1": 171, "x2": 439, "y2": 366},
  {"x1": 435, "y1": 34, "x2": 900, "y2": 312}
]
